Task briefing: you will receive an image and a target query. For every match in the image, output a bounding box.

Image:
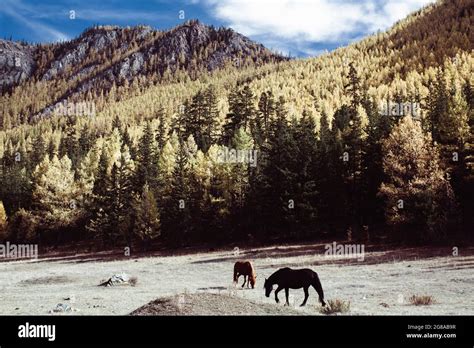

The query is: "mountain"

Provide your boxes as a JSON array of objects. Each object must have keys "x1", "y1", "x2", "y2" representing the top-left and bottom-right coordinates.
[{"x1": 0, "y1": 20, "x2": 285, "y2": 121}]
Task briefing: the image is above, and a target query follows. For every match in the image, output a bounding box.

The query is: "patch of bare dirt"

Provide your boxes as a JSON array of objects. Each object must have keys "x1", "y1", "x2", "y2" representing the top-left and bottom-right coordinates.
[{"x1": 130, "y1": 293, "x2": 305, "y2": 315}]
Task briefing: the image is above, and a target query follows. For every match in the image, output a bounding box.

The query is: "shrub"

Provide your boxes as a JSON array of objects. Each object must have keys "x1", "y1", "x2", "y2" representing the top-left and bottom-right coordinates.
[
  {"x1": 319, "y1": 299, "x2": 351, "y2": 314},
  {"x1": 129, "y1": 276, "x2": 138, "y2": 287},
  {"x1": 409, "y1": 295, "x2": 435, "y2": 306}
]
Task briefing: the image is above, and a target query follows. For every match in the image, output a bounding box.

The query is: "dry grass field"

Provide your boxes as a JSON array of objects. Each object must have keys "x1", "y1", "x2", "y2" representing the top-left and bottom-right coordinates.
[{"x1": 0, "y1": 243, "x2": 473, "y2": 315}]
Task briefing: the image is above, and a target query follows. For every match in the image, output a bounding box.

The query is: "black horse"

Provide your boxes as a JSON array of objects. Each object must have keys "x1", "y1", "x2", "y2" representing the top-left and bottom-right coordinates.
[{"x1": 264, "y1": 267, "x2": 326, "y2": 307}]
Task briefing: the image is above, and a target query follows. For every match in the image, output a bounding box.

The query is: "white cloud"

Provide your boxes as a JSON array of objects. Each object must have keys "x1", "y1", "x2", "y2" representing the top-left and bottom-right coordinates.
[{"x1": 202, "y1": 0, "x2": 435, "y2": 55}]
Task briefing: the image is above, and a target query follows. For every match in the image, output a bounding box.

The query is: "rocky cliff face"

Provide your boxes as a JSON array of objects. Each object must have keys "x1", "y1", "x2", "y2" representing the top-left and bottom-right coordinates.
[
  {"x1": 0, "y1": 40, "x2": 36, "y2": 90},
  {"x1": 1, "y1": 20, "x2": 284, "y2": 96}
]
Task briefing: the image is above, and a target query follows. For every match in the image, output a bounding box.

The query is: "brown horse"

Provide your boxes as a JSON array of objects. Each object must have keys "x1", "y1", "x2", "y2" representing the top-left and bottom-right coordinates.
[{"x1": 233, "y1": 261, "x2": 257, "y2": 289}]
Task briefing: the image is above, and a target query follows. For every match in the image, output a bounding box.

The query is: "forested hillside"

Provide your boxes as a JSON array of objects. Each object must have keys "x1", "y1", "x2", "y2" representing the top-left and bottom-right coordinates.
[{"x1": 0, "y1": 0, "x2": 472, "y2": 249}]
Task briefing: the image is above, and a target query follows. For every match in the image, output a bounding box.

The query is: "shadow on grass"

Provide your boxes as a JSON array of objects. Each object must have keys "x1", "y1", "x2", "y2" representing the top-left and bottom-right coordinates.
[{"x1": 13, "y1": 241, "x2": 474, "y2": 269}]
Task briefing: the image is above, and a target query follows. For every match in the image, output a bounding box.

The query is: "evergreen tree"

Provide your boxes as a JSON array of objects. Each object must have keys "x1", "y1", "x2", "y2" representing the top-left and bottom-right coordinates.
[
  {"x1": 346, "y1": 62, "x2": 361, "y2": 109},
  {"x1": 338, "y1": 63, "x2": 367, "y2": 238},
  {"x1": 254, "y1": 98, "x2": 299, "y2": 239},
  {"x1": 315, "y1": 111, "x2": 348, "y2": 235},
  {"x1": 59, "y1": 116, "x2": 79, "y2": 166},
  {"x1": 162, "y1": 141, "x2": 191, "y2": 246},
  {"x1": 202, "y1": 85, "x2": 219, "y2": 151},
  {"x1": 92, "y1": 147, "x2": 109, "y2": 199},
  {"x1": 30, "y1": 133, "x2": 46, "y2": 170},
  {"x1": 156, "y1": 106, "x2": 167, "y2": 151},
  {"x1": 87, "y1": 144, "x2": 135, "y2": 247},
  {"x1": 361, "y1": 97, "x2": 392, "y2": 231},
  {"x1": 292, "y1": 110, "x2": 319, "y2": 237},
  {"x1": 135, "y1": 122, "x2": 158, "y2": 192},
  {"x1": 78, "y1": 126, "x2": 93, "y2": 158},
  {"x1": 222, "y1": 85, "x2": 256, "y2": 145},
  {"x1": 426, "y1": 70, "x2": 448, "y2": 142},
  {"x1": 184, "y1": 90, "x2": 206, "y2": 148},
  {"x1": 254, "y1": 91, "x2": 276, "y2": 146},
  {"x1": 112, "y1": 115, "x2": 122, "y2": 131}
]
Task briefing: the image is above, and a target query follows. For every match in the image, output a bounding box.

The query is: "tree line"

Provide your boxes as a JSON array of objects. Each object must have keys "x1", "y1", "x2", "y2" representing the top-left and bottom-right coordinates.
[{"x1": 0, "y1": 63, "x2": 472, "y2": 249}]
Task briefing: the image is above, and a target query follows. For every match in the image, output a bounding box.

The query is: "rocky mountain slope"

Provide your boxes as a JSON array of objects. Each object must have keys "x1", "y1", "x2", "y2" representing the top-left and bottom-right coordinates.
[
  {"x1": 0, "y1": 20, "x2": 285, "y2": 119},
  {"x1": 0, "y1": 40, "x2": 36, "y2": 89}
]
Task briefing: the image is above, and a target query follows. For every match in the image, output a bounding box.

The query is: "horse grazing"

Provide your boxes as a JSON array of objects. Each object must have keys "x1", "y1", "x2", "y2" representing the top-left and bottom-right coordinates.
[
  {"x1": 233, "y1": 261, "x2": 257, "y2": 289},
  {"x1": 264, "y1": 267, "x2": 326, "y2": 307}
]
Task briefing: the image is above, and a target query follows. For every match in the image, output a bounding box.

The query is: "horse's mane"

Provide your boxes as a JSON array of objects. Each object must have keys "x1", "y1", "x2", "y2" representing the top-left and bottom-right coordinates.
[{"x1": 268, "y1": 267, "x2": 290, "y2": 283}]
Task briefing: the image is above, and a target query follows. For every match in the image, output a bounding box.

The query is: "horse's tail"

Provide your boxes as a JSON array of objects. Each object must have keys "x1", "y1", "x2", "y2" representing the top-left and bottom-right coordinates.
[{"x1": 312, "y1": 272, "x2": 326, "y2": 306}]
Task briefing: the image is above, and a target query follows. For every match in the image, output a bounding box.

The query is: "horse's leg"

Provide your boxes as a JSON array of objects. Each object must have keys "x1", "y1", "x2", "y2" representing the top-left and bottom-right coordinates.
[
  {"x1": 274, "y1": 286, "x2": 283, "y2": 303},
  {"x1": 300, "y1": 286, "x2": 309, "y2": 306},
  {"x1": 241, "y1": 275, "x2": 246, "y2": 288},
  {"x1": 284, "y1": 288, "x2": 289, "y2": 306}
]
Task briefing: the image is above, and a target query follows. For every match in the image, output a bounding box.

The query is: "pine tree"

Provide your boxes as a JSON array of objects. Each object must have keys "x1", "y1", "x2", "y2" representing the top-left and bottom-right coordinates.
[
  {"x1": 202, "y1": 85, "x2": 219, "y2": 151},
  {"x1": 346, "y1": 62, "x2": 361, "y2": 109},
  {"x1": 427, "y1": 69, "x2": 449, "y2": 142},
  {"x1": 92, "y1": 147, "x2": 109, "y2": 199},
  {"x1": 112, "y1": 115, "x2": 122, "y2": 131},
  {"x1": 315, "y1": 111, "x2": 348, "y2": 236},
  {"x1": 187, "y1": 149, "x2": 213, "y2": 242},
  {"x1": 87, "y1": 143, "x2": 135, "y2": 247},
  {"x1": 116, "y1": 145, "x2": 135, "y2": 243},
  {"x1": 78, "y1": 126, "x2": 93, "y2": 158},
  {"x1": 222, "y1": 85, "x2": 256, "y2": 145},
  {"x1": 162, "y1": 141, "x2": 191, "y2": 246},
  {"x1": 0, "y1": 143, "x2": 32, "y2": 213},
  {"x1": 135, "y1": 122, "x2": 158, "y2": 192},
  {"x1": 185, "y1": 90, "x2": 206, "y2": 148},
  {"x1": 30, "y1": 133, "x2": 46, "y2": 170},
  {"x1": 59, "y1": 116, "x2": 79, "y2": 167},
  {"x1": 292, "y1": 110, "x2": 319, "y2": 238},
  {"x1": 339, "y1": 63, "x2": 367, "y2": 238},
  {"x1": 254, "y1": 91, "x2": 276, "y2": 146},
  {"x1": 240, "y1": 85, "x2": 256, "y2": 129},
  {"x1": 156, "y1": 106, "x2": 167, "y2": 151},
  {"x1": 361, "y1": 97, "x2": 392, "y2": 230},
  {"x1": 254, "y1": 98, "x2": 298, "y2": 239}
]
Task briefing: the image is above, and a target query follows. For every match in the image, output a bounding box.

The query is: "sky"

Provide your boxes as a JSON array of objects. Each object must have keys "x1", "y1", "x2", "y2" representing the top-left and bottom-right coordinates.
[{"x1": 0, "y1": 0, "x2": 435, "y2": 57}]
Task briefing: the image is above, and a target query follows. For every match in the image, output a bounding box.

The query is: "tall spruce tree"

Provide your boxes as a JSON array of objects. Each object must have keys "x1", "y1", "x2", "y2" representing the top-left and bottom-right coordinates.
[
  {"x1": 162, "y1": 141, "x2": 191, "y2": 246},
  {"x1": 135, "y1": 122, "x2": 158, "y2": 192}
]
